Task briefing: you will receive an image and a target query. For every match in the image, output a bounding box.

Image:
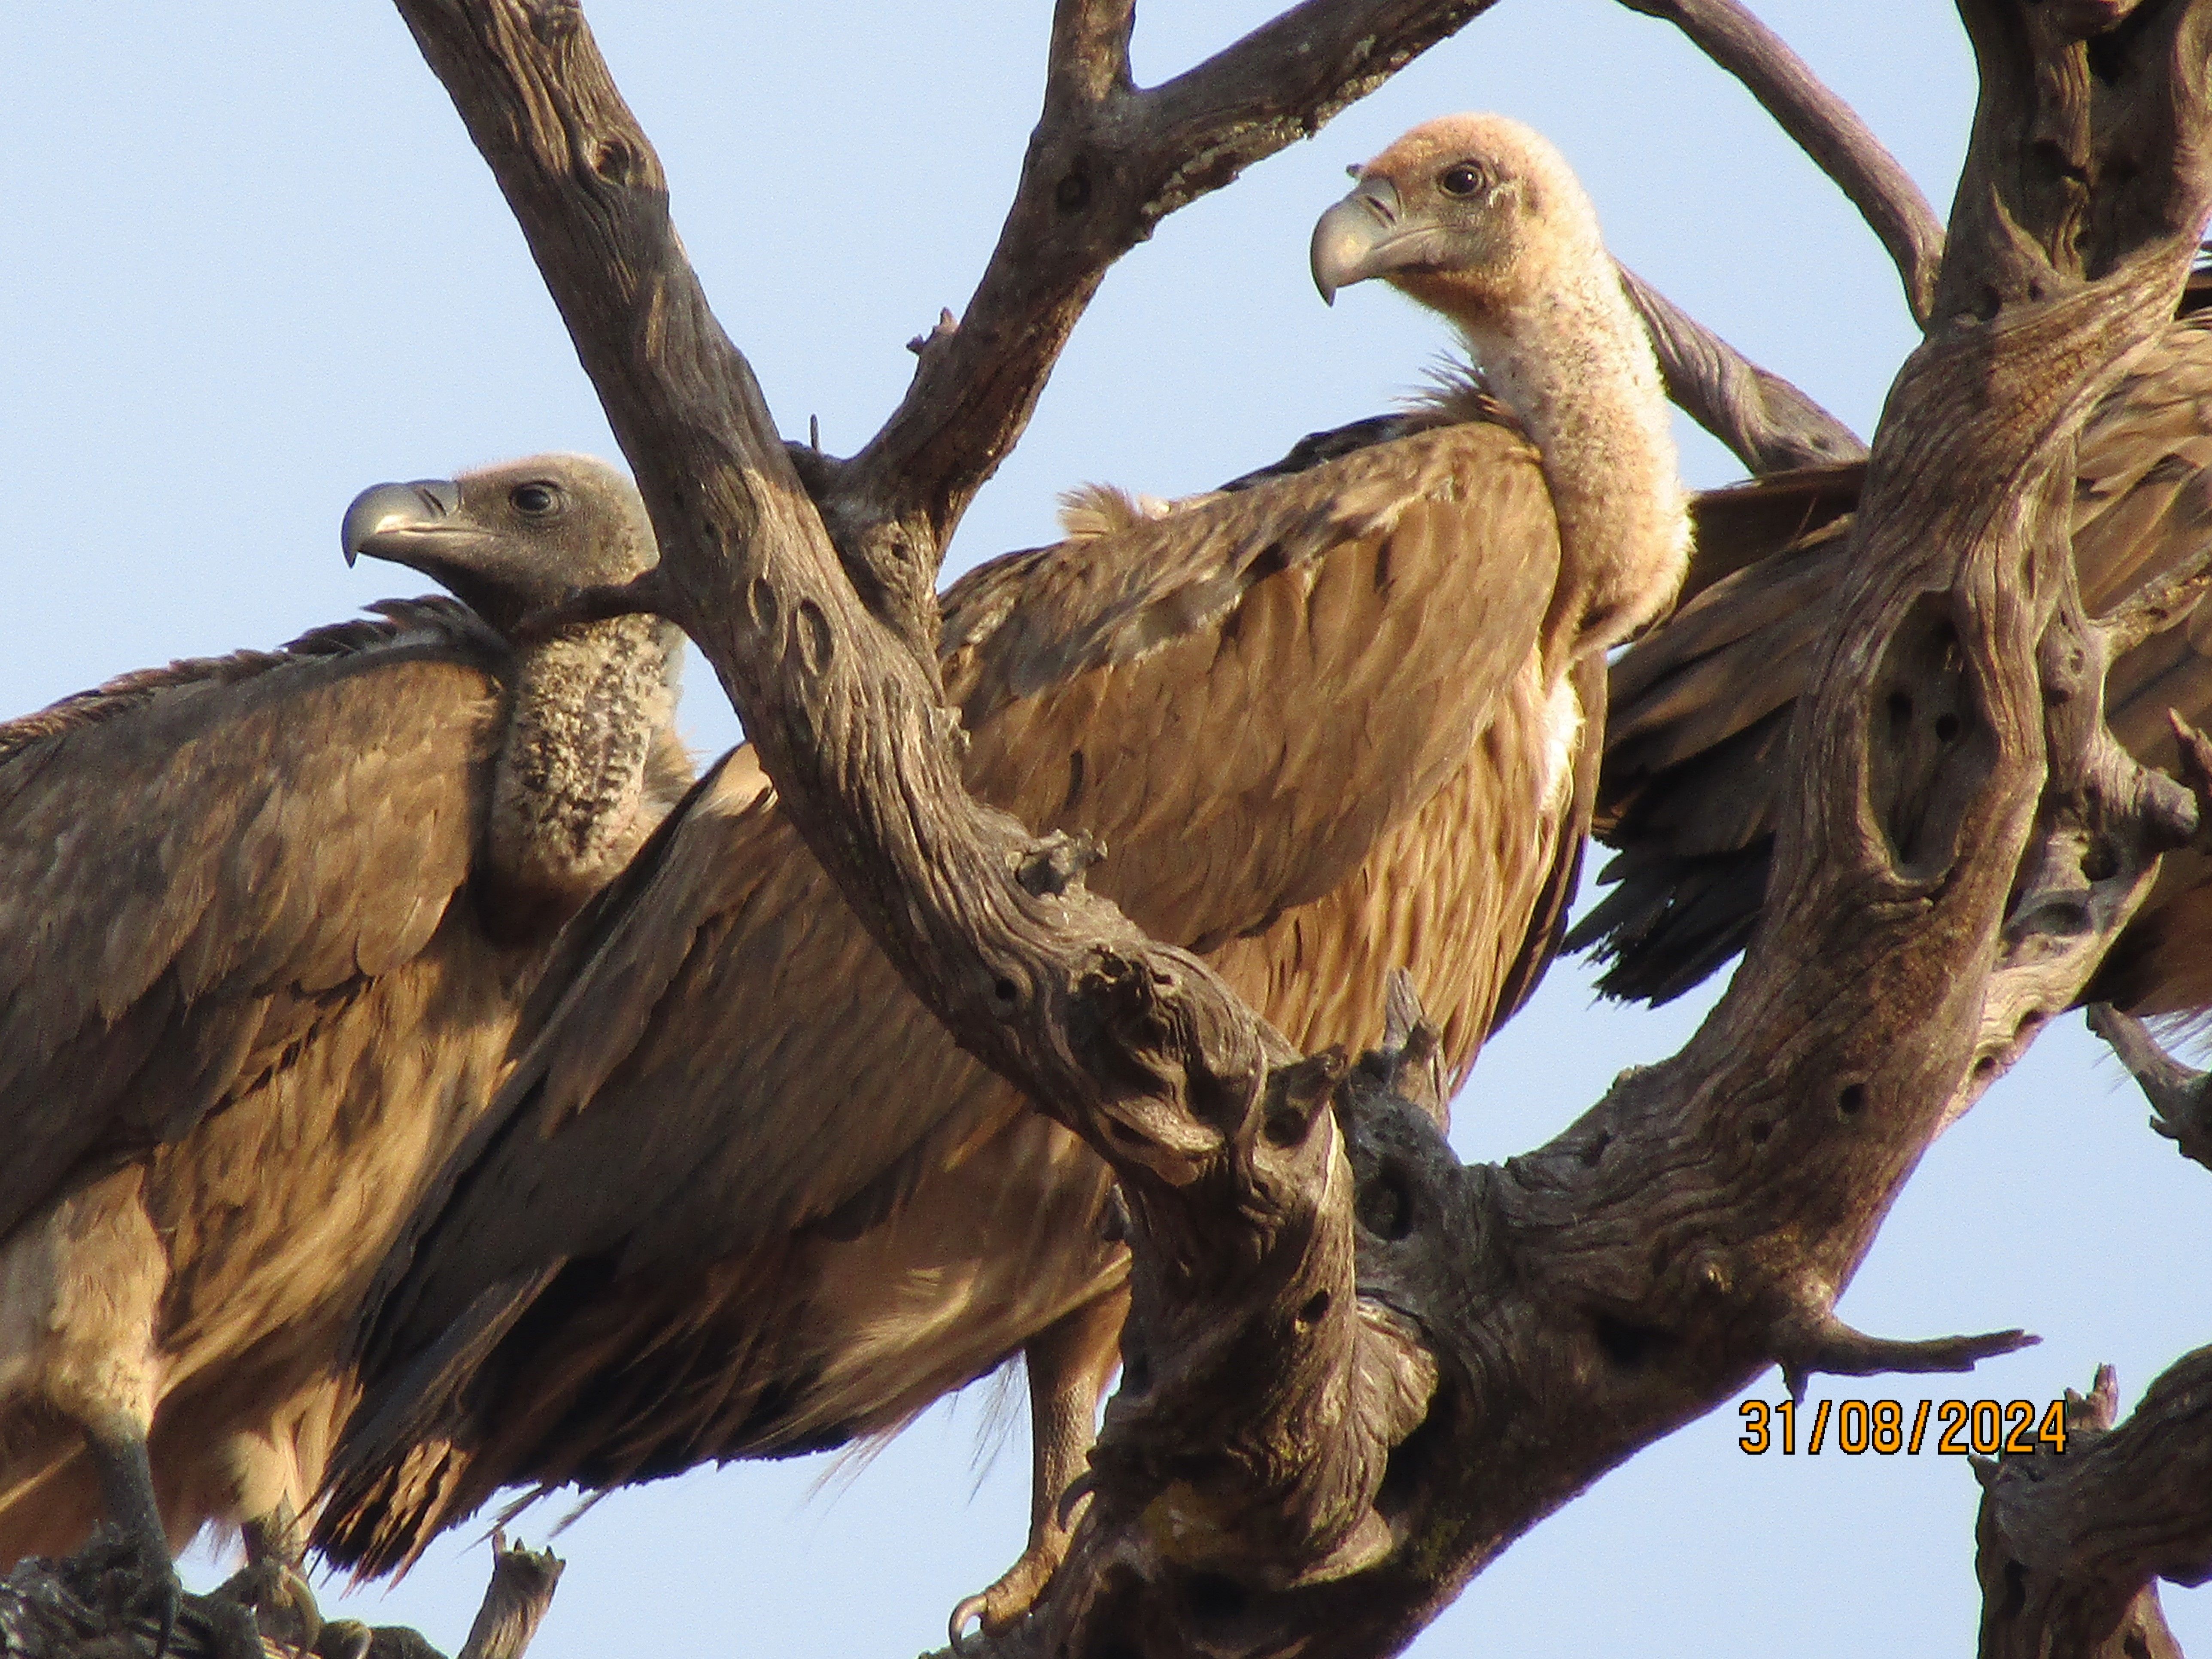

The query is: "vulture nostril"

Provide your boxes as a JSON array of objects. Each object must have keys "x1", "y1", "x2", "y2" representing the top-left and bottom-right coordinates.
[{"x1": 414, "y1": 478, "x2": 462, "y2": 518}]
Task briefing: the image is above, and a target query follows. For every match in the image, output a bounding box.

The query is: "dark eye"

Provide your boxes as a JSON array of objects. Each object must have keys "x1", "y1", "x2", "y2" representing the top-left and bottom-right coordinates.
[
  {"x1": 510, "y1": 481, "x2": 562, "y2": 517},
  {"x1": 1438, "y1": 163, "x2": 1486, "y2": 198}
]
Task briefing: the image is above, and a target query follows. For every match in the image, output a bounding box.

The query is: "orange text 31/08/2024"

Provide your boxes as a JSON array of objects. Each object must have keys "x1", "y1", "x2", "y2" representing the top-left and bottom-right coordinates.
[{"x1": 1738, "y1": 1397, "x2": 2070, "y2": 1456}]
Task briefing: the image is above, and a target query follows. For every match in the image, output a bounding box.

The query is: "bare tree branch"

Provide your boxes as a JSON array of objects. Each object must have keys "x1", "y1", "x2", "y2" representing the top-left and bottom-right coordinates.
[
  {"x1": 452, "y1": 1536, "x2": 562, "y2": 1659},
  {"x1": 388, "y1": 2, "x2": 1453, "y2": 1633},
  {"x1": 2087, "y1": 1004, "x2": 2212, "y2": 1173},
  {"x1": 1975, "y1": 1357, "x2": 2212, "y2": 1659},
  {"x1": 1616, "y1": 263, "x2": 1869, "y2": 471},
  {"x1": 821, "y1": 0, "x2": 1507, "y2": 639},
  {"x1": 389, "y1": 0, "x2": 1246, "y2": 1095},
  {"x1": 1617, "y1": 0, "x2": 1945, "y2": 325},
  {"x1": 2097, "y1": 533, "x2": 2212, "y2": 656}
]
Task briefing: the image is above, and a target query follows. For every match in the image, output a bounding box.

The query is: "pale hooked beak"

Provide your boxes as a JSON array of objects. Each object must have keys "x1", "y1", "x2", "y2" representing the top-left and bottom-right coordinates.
[
  {"x1": 1310, "y1": 175, "x2": 1424, "y2": 305},
  {"x1": 340, "y1": 478, "x2": 463, "y2": 567}
]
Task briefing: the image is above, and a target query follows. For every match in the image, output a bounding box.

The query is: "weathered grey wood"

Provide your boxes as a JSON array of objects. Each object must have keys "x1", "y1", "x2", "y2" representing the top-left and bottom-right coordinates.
[
  {"x1": 2087, "y1": 1003, "x2": 2212, "y2": 1174},
  {"x1": 1616, "y1": 0, "x2": 1947, "y2": 323},
  {"x1": 1616, "y1": 263, "x2": 1869, "y2": 471},
  {"x1": 379, "y1": 2, "x2": 2212, "y2": 1655},
  {"x1": 1975, "y1": 1359, "x2": 2212, "y2": 1659},
  {"x1": 452, "y1": 1537, "x2": 562, "y2": 1659}
]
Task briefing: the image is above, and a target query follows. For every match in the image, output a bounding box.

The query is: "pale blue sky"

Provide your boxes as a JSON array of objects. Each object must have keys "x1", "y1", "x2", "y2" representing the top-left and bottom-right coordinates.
[{"x1": 4, "y1": 4, "x2": 2205, "y2": 1654}]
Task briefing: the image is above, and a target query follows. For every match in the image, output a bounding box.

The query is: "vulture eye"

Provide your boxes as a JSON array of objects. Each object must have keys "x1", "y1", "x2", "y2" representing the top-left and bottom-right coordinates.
[
  {"x1": 1438, "y1": 163, "x2": 1488, "y2": 198},
  {"x1": 510, "y1": 481, "x2": 564, "y2": 517}
]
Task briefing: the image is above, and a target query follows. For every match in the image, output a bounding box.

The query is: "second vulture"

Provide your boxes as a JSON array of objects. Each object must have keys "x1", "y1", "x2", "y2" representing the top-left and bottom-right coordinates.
[
  {"x1": 0, "y1": 456, "x2": 687, "y2": 1635},
  {"x1": 313, "y1": 114, "x2": 1689, "y2": 1633}
]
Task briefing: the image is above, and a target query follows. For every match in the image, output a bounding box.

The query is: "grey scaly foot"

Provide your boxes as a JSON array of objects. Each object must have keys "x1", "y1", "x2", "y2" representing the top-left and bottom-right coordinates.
[{"x1": 82, "y1": 1413, "x2": 183, "y2": 1658}]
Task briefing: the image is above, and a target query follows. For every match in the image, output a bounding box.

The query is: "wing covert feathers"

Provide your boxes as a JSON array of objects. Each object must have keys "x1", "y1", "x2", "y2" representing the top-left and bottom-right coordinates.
[{"x1": 0, "y1": 606, "x2": 507, "y2": 1239}]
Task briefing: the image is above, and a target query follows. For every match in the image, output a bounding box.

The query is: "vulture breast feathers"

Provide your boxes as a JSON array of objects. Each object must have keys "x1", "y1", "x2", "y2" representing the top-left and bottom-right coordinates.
[
  {"x1": 1574, "y1": 311, "x2": 2212, "y2": 1016},
  {"x1": 0, "y1": 456, "x2": 687, "y2": 1597},
  {"x1": 317, "y1": 114, "x2": 1689, "y2": 1627}
]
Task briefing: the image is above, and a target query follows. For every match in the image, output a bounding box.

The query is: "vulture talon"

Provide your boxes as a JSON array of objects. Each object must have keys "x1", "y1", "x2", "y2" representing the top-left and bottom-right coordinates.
[
  {"x1": 312, "y1": 1620, "x2": 377, "y2": 1659},
  {"x1": 948, "y1": 1593, "x2": 990, "y2": 1656},
  {"x1": 218, "y1": 1503, "x2": 326, "y2": 1653},
  {"x1": 949, "y1": 1543, "x2": 1061, "y2": 1649},
  {"x1": 146, "y1": 1565, "x2": 185, "y2": 1659},
  {"x1": 218, "y1": 1556, "x2": 326, "y2": 1653},
  {"x1": 82, "y1": 1415, "x2": 185, "y2": 1658}
]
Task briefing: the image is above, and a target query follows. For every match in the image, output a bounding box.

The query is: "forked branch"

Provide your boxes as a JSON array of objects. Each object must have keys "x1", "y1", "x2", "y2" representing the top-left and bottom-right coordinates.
[
  {"x1": 392, "y1": 0, "x2": 1469, "y2": 1635},
  {"x1": 821, "y1": 0, "x2": 1506, "y2": 635}
]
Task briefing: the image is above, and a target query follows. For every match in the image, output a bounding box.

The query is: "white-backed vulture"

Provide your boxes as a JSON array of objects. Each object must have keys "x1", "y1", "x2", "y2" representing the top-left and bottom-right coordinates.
[
  {"x1": 0, "y1": 456, "x2": 687, "y2": 1633},
  {"x1": 314, "y1": 115, "x2": 1690, "y2": 1633},
  {"x1": 1571, "y1": 312, "x2": 2212, "y2": 1015}
]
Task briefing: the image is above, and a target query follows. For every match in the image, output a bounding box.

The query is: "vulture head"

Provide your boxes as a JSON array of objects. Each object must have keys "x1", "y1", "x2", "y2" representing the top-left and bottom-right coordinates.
[
  {"x1": 1312, "y1": 113, "x2": 1687, "y2": 660},
  {"x1": 1310, "y1": 113, "x2": 1605, "y2": 322},
  {"x1": 341, "y1": 453, "x2": 657, "y2": 634}
]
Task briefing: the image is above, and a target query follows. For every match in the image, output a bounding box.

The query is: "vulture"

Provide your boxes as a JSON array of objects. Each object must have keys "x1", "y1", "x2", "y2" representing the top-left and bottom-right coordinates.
[
  {"x1": 1570, "y1": 311, "x2": 2212, "y2": 1015},
  {"x1": 314, "y1": 114, "x2": 1689, "y2": 1634},
  {"x1": 0, "y1": 456, "x2": 688, "y2": 1634}
]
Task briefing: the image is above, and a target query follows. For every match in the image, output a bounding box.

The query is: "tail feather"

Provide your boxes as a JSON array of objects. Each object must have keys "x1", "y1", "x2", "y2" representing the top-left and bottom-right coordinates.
[{"x1": 313, "y1": 1267, "x2": 556, "y2": 1578}]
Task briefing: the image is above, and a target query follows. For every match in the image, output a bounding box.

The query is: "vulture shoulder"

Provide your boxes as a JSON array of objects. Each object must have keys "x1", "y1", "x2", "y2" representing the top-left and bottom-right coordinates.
[
  {"x1": 1575, "y1": 315, "x2": 2212, "y2": 1006},
  {"x1": 0, "y1": 600, "x2": 512, "y2": 1239},
  {"x1": 356, "y1": 417, "x2": 1560, "y2": 1359}
]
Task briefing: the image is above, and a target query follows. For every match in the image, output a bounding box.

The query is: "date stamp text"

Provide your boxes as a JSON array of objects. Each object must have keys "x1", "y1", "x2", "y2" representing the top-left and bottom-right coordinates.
[{"x1": 1738, "y1": 1397, "x2": 2069, "y2": 1455}]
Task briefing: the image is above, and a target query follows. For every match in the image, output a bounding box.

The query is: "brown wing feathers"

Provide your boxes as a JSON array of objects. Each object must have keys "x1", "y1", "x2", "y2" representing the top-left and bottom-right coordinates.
[
  {"x1": 0, "y1": 616, "x2": 505, "y2": 1236},
  {"x1": 0, "y1": 455, "x2": 685, "y2": 1577},
  {"x1": 1575, "y1": 316, "x2": 2212, "y2": 1011}
]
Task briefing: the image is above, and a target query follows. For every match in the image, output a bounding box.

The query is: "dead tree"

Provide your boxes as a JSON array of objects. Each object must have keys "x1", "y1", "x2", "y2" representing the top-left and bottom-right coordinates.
[{"x1": 9, "y1": 2, "x2": 2212, "y2": 1656}]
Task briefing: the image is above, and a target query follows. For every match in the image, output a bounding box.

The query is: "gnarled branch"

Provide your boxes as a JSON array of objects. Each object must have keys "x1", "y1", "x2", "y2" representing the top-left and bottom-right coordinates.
[
  {"x1": 1616, "y1": 262, "x2": 1868, "y2": 471},
  {"x1": 1976, "y1": 1356, "x2": 2212, "y2": 1659},
  {"x1": 818, "y1": 0, "x2": 1505, "y2": 638},
  {"x1": 391, "y1": 0, "x2": 1465, "y2": 1633},
  {"x1": 2087, "y1": 1003, "x2": 2212, "y2": 1173}
]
